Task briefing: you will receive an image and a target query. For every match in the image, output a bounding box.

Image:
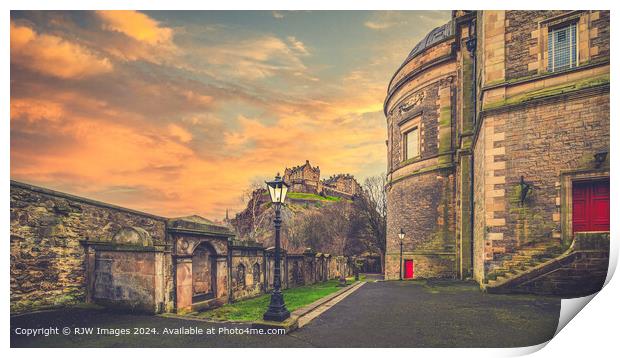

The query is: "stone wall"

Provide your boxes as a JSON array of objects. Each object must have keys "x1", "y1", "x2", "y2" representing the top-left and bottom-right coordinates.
[
  {"x1": 386, "y1": 170, "x2": 456, "y2": 279},
  {"x1": 11, "y1": 181, "x2": 351, "y2": 314},
  {"x1": 486, "y1": 233, "x2": 609, "y2": 297},
  {"x1": 388, "y1": 82, "x2": 441, "y2": 169},
  {"x1": 91, "y1": 248, "x2": 165, "y2": 312},
  {"x1": 478, "y1": 90, "x2": 609, "y2": 275},
  {"x1": 10, "y1": 181, "x2": 168, "y2": 314},
  {"x1": 384, "y1": 11, "x2": 610, "y2": 295},
  {"x1": 383, "y1": 15, "x2": 459, "y2": 280},
  {"x1": 503, "y1": 11, "x2": 609, "y2": 81},
  {"x1": 229, "y1": 243, "x2": 265, "y2": 301},
  {"x1": 590, "y1": 11, "x2": 610, "y2": 61},
  {"x1": 504, "y1": 11, "x2": 564, "y2": 80}
]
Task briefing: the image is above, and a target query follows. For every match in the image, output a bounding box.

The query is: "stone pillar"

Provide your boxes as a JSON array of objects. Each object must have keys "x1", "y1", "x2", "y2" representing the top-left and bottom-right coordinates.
[
  {"x1": 154, "y1": 251, "x2": 165, "y2": 313},
  {"x1": 84, "y1": 246, "x2": 96, "y2": 303},
  {"x1": 216, "y1": 256, "x2": 228, "y2": 300},
  {"x1": 175, "y1": 257, "x2": 193, "y2": 313}
]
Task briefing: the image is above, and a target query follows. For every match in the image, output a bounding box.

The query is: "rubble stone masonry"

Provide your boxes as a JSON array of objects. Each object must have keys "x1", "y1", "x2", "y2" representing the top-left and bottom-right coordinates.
[
  {"x1": 385, "y1": 11, "x2": 609, "y2": 295},
  {"x1": 10, "y1": 181, "x2": 350, "y2": 314}
]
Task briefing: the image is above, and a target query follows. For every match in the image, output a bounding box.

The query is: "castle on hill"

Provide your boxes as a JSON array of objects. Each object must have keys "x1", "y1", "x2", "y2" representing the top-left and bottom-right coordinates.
[{"x1": 282, "y1": 160, "x2": 362, "y2": 200}]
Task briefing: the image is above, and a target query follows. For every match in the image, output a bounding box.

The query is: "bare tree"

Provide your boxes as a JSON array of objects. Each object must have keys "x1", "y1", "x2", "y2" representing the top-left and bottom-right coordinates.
[
  {"x1": 234, "y1": 181, "x2": 270, "y2": 242},
  {"x1": 349, "y1": 174, "x2": 387, "y2": 272}
]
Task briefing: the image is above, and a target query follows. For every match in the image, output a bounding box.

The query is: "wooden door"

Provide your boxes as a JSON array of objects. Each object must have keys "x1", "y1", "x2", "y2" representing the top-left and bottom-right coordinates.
[
  {"x1": 404, "y1": 260, "x2": 414, "y2": 279},
  {"x1": 573, "y1": 180, "x2": 610, "y2": 233}
]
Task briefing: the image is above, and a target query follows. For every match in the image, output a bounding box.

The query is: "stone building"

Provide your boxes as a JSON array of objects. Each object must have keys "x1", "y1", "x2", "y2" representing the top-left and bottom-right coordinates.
[
  {"x1": 384, "y1": 10, "x2": 609, "y2": 297},
  {"x1": 283, "y1": 160, "x2": 362, "y2": 199},
  {"x1": 322, "y1": 174, "x2": 363, "y2": 198},
  {"x1": 283, "y1": 160, "x2": 322, "y2": 194},
  {"x1": 10, "y1": 180, "x2": 349, "y2": 314}
]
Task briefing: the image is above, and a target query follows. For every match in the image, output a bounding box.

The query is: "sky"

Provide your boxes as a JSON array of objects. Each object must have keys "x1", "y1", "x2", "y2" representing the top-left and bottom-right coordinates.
[{"x1": 10, "y1": 10, "x2": 451, "y2": 219}]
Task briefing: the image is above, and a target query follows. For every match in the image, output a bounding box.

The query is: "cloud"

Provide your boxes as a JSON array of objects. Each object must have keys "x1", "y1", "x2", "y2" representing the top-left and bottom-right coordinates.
[
  {"x1": 287, "y1": 36, "x2": 309, "y2": 56},
  {"x1": 96, "y1": 10, "x2": 173, "y2": 45},
  {"x1": 191, "y1": 34, "x2": 311, "y2": 80},
  {"x1": 168, "y1": 123, "x2": 193, "y2": 143},
  {"x1": 10, "y1": 21, "x2": 113, "y2": 79},
  {"x1": 364, "y1": 11, "x2": 409, "y2": 31},
  {"x1": 10, "y1": 10, "x2": 452, "y2": 219},
  {"x1": 364, "y1": 21, "x2": 394, "y2": 30}
]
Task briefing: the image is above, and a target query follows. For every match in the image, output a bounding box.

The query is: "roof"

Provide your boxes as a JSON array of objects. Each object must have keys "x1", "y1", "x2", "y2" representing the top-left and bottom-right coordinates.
[
  {"x1": 405, "y1": 20, "x2": 454, "y2": 63},
  {"x1": 167, "y1": 215, "x2": 234, "y2": 236},
  {"x1": 285, "y1": 160, "x2": 319, "y2": 175}
]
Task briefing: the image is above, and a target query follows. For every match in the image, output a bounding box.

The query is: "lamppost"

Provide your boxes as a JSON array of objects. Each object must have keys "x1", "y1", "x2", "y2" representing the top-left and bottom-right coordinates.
[
  {"x1": 399, "y1": 228, "x2": 405, "y2": 280},
  {"x1": 263, "y1": 173, "x2": 291, "y2": 322}
]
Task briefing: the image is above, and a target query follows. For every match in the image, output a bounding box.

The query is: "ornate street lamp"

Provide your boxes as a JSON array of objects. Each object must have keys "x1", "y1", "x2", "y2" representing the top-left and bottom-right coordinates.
[
  {"x1": 263, "y1": 173, "x2": 291, "y2": 322},
  {"x1": 399, "y1": 228, "x2": 405, "y2": 281}
]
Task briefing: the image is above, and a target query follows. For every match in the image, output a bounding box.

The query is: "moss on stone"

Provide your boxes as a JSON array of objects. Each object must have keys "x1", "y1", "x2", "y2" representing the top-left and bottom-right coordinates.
[
  {"x1": 438, "y1": 105, "x2": 452, "y2": 165},
  {"x1": 507, "y1": 184, "x2": 555, "y2": 246},
  {"x1": 483, "y1": 74, "x2": 610, "y2": 111},
  {"x1": 388, "y1": 162, "x2": 454, "y2": 186}
]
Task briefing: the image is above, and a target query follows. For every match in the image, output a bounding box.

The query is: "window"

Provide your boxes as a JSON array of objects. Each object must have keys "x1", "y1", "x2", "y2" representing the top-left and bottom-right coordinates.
[
  {"x1": 404, "y1": 127, "x2": 420, "y2": 160},
  {"x1": 548, "y1": 23, "x2": 577, "y2": 72}
]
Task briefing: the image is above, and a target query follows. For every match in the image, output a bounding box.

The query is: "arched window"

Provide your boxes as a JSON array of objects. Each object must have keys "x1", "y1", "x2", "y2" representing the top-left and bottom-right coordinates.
[
  {"x1": 236, "y1": 264, "x2": 246, "y2": 288},
  {"x1": 252, "y1": 263, "x2": 261, "y2": 285}
]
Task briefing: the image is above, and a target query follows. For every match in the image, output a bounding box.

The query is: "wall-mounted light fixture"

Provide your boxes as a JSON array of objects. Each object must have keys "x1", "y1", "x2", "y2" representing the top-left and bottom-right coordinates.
[
  {"x1": 519, "y1": 176, "x2": 532, "y2": 207},
  {"x1": 594, "y1": 150, "x2": 608, "y2": 169}
]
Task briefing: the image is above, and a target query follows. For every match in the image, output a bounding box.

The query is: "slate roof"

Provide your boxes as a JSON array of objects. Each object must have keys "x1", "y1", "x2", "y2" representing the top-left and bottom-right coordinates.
[{"x1": 405, "y1": 20, "x2": 454, "y2": 63}]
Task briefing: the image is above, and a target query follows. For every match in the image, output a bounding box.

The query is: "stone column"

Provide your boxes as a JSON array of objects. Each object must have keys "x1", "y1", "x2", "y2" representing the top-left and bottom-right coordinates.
[
  {"x1": 175, "y1": 257, "x2": 193, "y2": 313},
  {"x1": 216, "y1": 256, "x2": 228, "y2": 300},
  {"x1": 85, "y1": 246, "x2": 96, "y2": 303}
]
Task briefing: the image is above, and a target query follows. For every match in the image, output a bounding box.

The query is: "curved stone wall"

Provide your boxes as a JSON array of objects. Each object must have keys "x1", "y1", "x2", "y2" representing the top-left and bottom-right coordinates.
[{"x1": 384, "y1": 20, "x2": 460, "y2": 280}]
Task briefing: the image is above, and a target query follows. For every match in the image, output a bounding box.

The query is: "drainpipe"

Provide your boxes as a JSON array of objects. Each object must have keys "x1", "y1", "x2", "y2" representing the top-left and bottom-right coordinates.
[{"x1": 466, "y1": 15, "x2": 478, "y2": 280}]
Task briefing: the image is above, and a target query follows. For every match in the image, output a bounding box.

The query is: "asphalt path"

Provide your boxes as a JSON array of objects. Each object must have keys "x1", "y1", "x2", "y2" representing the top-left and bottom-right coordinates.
[{"x1": 11, "y1": 280, "x2": 559, "y2": 348}]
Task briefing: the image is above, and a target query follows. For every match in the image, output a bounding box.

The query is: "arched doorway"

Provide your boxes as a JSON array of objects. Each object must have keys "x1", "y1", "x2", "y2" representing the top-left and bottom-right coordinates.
[{"x1": 192, "y1": 242, "x2": 217, "y2": 303}]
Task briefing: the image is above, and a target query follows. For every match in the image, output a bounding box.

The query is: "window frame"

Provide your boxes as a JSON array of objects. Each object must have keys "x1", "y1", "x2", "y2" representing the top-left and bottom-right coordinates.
[
  {"x1": 398, "y1": 115, "x2": 422, "y2": 163},
  {"x1": 547, "y1": 21, "x2": 579, "y2": 72},
  {"x1": 403, "y1": 127, "x2": 421, "y2": 161}
]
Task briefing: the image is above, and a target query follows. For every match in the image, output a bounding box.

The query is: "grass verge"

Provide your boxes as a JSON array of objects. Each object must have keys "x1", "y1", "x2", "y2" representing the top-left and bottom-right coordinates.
[{"x1": 196, "y1": 279, "x2": 344, "y2": 322}]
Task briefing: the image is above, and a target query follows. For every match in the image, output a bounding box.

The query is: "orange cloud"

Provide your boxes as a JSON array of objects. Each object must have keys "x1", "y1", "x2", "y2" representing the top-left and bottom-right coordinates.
[
  {"x1": 10, "y1": 98, "x2": 64, "y2": 123},
  {"x1": 10, "y1": 21, "x2": 113, "y2": 79},
  {"x1": 97, "y1": 10, "x2": 173, "y2": 45},
  {"x1": 168, "y1": 124, "x2": 193, "y2": 143},
  {"x1": 11, "y1": 11, "x2": 451, "y2": 220}
]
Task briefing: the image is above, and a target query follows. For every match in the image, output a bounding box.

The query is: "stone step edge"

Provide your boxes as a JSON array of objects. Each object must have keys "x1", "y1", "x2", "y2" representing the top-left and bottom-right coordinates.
[
  {"x1": 290, "y1": 280, "x2": 363, "y2": 319},
  {"x1": 483, "y1": 249, "x2": 576, "y2": 290},
  {"x1": 253, "y1": 281, "x2": 365, "y2": 334}
]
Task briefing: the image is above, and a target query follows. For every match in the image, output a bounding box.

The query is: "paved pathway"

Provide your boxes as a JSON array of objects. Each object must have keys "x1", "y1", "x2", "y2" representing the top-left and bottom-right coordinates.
[{"x1": 11, "y1": 280, "x2": 559, "y2": 348}]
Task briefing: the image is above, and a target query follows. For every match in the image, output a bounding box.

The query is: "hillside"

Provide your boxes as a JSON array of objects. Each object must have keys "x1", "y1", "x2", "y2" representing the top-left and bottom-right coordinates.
[{"x1": 229, "y1": 188, "x2": 355, "y2": 255}]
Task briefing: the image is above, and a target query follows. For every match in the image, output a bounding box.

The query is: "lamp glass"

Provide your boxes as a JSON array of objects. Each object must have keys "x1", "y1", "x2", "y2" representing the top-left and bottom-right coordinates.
[{"x1": 266, "y1": 176, "x2": 289, "y2": 204}]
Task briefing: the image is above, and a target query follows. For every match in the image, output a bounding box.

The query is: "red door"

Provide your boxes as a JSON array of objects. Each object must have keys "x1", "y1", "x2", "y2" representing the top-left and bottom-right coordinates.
[
  {"x1": 573, "y1": 180, "x2": 610, "y2": 233},
  {"x1": 404, "y1": 260, "x2": 414, "y2": 279}
]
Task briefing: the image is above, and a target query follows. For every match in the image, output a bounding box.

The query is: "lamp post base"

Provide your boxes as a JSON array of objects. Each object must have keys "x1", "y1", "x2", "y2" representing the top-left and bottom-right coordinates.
[{"x1": 263, "y1": 291, "x2": 290, "y2": 322}]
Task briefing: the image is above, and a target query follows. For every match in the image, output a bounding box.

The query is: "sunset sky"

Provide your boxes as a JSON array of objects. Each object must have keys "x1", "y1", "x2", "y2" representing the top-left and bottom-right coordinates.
[{"x1": 10, "y1": 10, "x2": 450, "y2": 219}]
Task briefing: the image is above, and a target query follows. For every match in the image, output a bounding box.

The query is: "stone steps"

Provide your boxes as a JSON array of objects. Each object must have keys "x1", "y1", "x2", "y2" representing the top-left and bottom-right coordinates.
[{"x1": 485, "y1": 241, "x2": 562, "y2": 285}]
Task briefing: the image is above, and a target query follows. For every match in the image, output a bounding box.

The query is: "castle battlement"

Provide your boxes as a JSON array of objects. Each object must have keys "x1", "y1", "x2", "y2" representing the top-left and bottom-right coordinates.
[{"x1": 282, "y1": 160, "x2": 361, "y2": 199}]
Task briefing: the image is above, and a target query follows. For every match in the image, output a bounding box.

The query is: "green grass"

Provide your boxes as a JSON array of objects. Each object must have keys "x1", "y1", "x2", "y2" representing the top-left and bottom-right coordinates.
[
  {"x1": 346, "y1": 274, "x2": 366, "y2": 284},
  {"x1": 286, "y1": 192, "x2": 342, "y2": 202},
  {"x1": 196, "y1": 279, "x2": 343, "y2": 322}
]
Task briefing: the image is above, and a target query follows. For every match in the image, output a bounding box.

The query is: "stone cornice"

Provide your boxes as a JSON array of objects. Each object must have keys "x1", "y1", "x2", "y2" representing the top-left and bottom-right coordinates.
[{"x1": 384, "y1": 52, "x2": 456, "y2": 116}]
